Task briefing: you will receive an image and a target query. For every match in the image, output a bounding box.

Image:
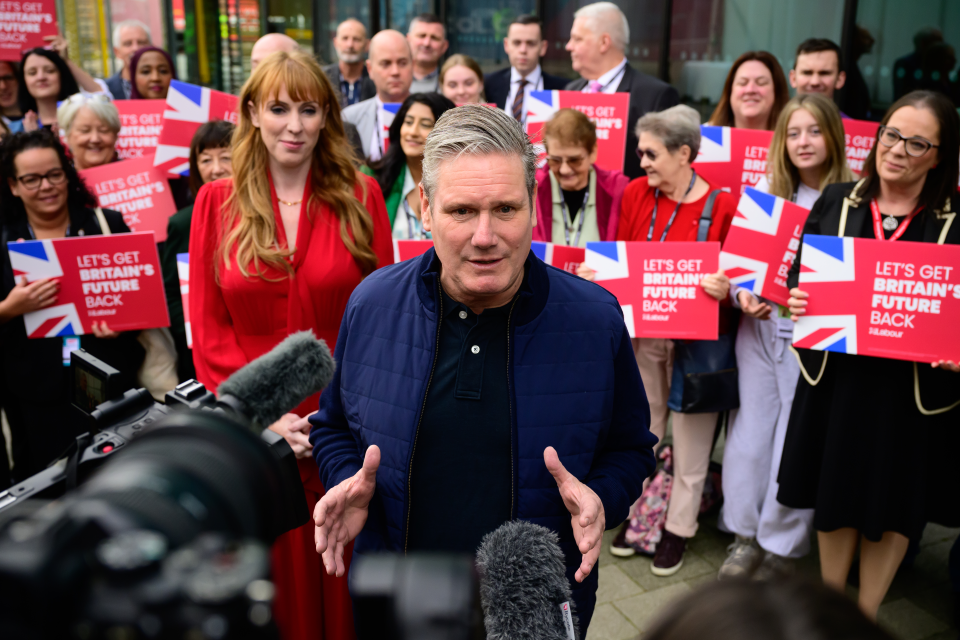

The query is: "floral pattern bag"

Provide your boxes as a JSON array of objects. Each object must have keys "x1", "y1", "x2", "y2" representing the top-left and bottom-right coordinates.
[{"x1": 623, "y1": 445, "x2": 674, "y2": 555}]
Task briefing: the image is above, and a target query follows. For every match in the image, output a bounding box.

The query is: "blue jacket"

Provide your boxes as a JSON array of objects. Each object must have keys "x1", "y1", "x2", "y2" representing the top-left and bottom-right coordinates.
[{"x1": 310, "y1": 248, "x2": 657, "y2": 617}]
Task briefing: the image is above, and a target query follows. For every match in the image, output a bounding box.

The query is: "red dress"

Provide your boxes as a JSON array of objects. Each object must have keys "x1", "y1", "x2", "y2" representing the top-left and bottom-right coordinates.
[{"x1": 189, "y1": 172, "x2": 393, "y2": 640}]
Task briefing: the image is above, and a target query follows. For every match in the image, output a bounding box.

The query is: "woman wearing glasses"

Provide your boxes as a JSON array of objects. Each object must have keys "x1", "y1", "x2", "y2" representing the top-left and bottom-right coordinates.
[
  {"x1": 0, "y1": 129, "x2": 144, "y2": 483},
  {"x1": 609, "y1": 105, "x2": 737, "y2": 576},
  {"x1": 779, "y1": 91, "x2": 960, "y2": 618},
  {"x1": 362, "y1": 92, "x2": 455, "y2": 239},
  {"x1": 57, "y1": 93, "x2": 121, "y2": 170},
  {"x1": 533, "y1": 108, "x2": 629, "y2": 248}
]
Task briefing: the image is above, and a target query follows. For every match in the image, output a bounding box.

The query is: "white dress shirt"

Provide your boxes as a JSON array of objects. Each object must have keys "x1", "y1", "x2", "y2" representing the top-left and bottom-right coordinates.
[
  {"x1": 582, "y1": 58, "x2": 628, "y2": 94},
  {"x1": 506, "y1": 65, "x2": 544, "y2": 124}
]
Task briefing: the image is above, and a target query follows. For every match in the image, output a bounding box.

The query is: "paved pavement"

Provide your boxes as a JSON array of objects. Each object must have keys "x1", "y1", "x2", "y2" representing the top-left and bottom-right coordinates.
[{"x1": 590, "y1": 504, "x2": 958, "y2": 640}]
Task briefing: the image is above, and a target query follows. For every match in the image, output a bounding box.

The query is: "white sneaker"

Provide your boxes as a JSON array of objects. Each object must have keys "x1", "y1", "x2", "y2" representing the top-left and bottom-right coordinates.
[
  {"x1": 718, "y1": 535, "x2": 762, "y2": 580},
  {"x1": 753, "y1": 551, "x2": 795, "y2": 581}
]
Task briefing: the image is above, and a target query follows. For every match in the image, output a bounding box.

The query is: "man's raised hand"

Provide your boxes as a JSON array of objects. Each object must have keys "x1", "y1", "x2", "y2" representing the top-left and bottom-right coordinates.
[
  {"x1": 313, "y1": 444, "x2": 380, "y2": 577},
  {"x1": 544, "y1": 446, "x2": 605, "y2": 583}
]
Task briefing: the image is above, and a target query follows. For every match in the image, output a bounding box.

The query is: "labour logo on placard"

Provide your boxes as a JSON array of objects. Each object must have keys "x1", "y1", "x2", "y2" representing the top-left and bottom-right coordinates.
[
  {"x1": 733, "y1": 188, "x2": 783, "y2": 236},
  {"x1": 799, "y1": 235, "x2": 856, "y2": 283},
  {"x1": 793, "y1": 314, "x2": 858, "y2": 354},
  {"x1": 154, "y1": 80, "x2": 239, "y2": 177},
  {"x1": 697, "y1": 126, "x2": 731, "y2": 163},
  {"x1": 22, "y1": 303, "x2": 84, "y2": 338},
  {"x1": 720, "y1": 253, "x2": 769, "y2": 296},
  {"x1": 8, "y1": 239, "x2": 63, "y2": 281}
]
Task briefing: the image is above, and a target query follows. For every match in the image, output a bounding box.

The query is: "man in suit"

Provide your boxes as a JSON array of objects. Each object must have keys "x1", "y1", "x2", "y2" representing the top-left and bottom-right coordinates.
[
  {"x1": 323, "y1": 18, "x2": 376, "y2": 109},
  {"x1": 484, "y1": 15, "x2": 568, "y2": 124},
  {"x1": 342, "y1": 29, "x2": 413, "y2": 163},
  {"x1": 105, "y1": 20, "x2": 151, "y2": 100},
  {"x1": 408, "y1": 14, "x2": 448, "y2": 93},
  {"x1": 565, "y1": 2, "x2": 678, "y2": 179}
]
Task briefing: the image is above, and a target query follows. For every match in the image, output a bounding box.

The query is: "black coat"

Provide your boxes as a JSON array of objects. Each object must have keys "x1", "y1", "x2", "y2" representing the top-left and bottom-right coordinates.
[
  {"x1": 322, "y1": 62, "x2": 376, "y2": 109},
  {"x1": 483, "y1": 66, "x2": 569, "y2": 110},
  {"x1": 566, "y1": 64, "x2": 679, "y2": 179},
  {"x1": 1, "y1": 207, "x2": 145, "y2": 482}
]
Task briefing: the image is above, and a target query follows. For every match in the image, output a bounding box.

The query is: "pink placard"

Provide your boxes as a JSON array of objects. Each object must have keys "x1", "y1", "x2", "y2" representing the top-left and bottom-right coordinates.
[
  {"x1": 80, "y1": 155, "x2": 178, "y2": 242},
  {"x1": 115, "y1": 100, "x2": 165, "y2": 160},
  {"x1": 0, "y1": 0, "x2": 58, "y2": 60},
  {"x1": 7, "y1": 232, "x2": 169, "y2": 337},
  {"x1": 586, "y1": 240, "x2": 720, "y2": 340},
  {"x1": 720, "y1": 188, "x2": 811, "y2": 306},
  {"x1": 794, "y1": 235, "x2": 960, "y2": 363},
  {"x1": 531, "y1": 241, "x2": 585, "y2": 274}
]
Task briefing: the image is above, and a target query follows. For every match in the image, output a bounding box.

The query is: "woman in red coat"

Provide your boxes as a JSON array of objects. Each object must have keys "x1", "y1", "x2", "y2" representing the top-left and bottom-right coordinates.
[{"x1": 189, "y1": 50, "x2": 393, "y2": 640}]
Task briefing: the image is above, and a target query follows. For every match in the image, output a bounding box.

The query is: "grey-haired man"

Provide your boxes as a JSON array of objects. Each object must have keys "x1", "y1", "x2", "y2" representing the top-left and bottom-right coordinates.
[{"x1": 310, "y1": 105, "x2": 656, "y2": 636}]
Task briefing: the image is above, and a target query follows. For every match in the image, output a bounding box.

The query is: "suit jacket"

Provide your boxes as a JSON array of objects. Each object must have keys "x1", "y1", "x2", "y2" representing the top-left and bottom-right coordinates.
[
  {"x1": 484, "y1": 66, "x2": 569, "y2": 110},
  {"x1": 566, "y1": 64, "x2": 679, "y2": 179},
  {"x1": 322, "y1": 62, "x2": 377, "y2": 109},
  {"x1": 342, "y1": 97, "x2": 379, "y2": 161},
  {"x1": 105, "y1": 72, "x2": 128, "y2": 100}
]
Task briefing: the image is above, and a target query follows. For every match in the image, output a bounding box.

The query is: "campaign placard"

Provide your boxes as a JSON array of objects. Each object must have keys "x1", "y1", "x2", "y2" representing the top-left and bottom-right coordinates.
[
  {"x1": 694, "y1": 125, "x2": 774, "y2": 195},
  {"x1": 720, "y1": 188, "x2": 810, "y2": 306},
  {"x1": 154, "y1": 80, "x2": 239, "y2": 177},
  {"x1": 0, "y1": 0, "x2": 58, "y2": 60},
  {"x1": 531, "y1": 241, "x2": 585, "y2": 274},
  {"x1": 80, "y1": 155, "x2": 178, "y2": 243},
  {"x1": 842, "y1": 118, "x2": 878, "y2": 175},
  {"x1": 526, "y1": 91, "x2": 630, "y2": 173},
  {"x1": 177, "y1": 253, "x2": 191, "y2": 348},
  {"x1": 115, "y1": 100, "x2": 165, "y2": 160},
  {"x1": 793, "y1": 235, "x2": 960, "y2": 363},
  {"x1": 392, "y1": 238, "x2": 433, "y2": 263},
  {"x1": 7, "y1": 232, "x2": 170, "y2": 337},
  {"x1": 585, "y1": 241, "x2": 720, "y2": 340},
  {"x1": 379, "y1": 102, "x2": 401, "y2": 155}
]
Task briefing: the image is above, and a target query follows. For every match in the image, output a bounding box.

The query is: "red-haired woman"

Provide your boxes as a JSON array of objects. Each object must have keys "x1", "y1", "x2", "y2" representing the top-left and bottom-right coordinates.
[{"x1": 189, "y1": 50, "x2": 392, "y2": 639}]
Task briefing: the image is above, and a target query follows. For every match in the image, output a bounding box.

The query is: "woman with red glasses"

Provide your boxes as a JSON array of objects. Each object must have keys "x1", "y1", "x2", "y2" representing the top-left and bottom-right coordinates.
[{"x1": 780, "y1": 90, "x2": 960, "y2": 619}]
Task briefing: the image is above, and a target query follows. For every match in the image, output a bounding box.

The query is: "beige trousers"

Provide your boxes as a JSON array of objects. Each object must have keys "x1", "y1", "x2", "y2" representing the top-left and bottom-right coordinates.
[{"x1": 633, "y1": 338, "x2": 718, "y2": 539}]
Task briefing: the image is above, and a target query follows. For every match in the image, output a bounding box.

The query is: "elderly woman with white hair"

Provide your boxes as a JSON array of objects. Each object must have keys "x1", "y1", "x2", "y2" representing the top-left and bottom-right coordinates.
[
  {"x1": 610, "y1": 104, "x2": 737, "y2": 576},
  {"x1": 57, "y1": 93, "x2": 120, "y2": 170}
]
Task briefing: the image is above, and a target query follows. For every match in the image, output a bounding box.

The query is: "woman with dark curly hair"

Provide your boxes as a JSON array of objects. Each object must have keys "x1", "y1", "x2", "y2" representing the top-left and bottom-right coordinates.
[{"x1": 0, "y1": 130, "x2": 144, "y2": 483}]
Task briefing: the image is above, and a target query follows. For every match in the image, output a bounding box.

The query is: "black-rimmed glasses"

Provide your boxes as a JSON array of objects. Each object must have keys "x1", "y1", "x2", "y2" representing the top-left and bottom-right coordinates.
[
  {"x1": 877, "y1": 126, "x2": 939, "y2": 157},
  {"x1": 16, "y1": 169, "x2": 67, "y2": 191}
]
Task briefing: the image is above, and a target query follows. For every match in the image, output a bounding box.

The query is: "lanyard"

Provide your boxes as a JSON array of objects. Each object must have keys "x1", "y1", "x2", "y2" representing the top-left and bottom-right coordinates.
[
  {"x1": 647, "y1": 170, "x2": 698, "y2": 242},
  {"x1": 593, "y1": 63, "x2": 626, "y2": 93},
  {"x1": 402, "y1": 197, "x2": 428, "y2": 240},
  {"x1": 869, "y1": 199, "x2": 922, "y2": 241},
  {"x1": 560, "y1": 187, "x2": 590, "y2": 247}
]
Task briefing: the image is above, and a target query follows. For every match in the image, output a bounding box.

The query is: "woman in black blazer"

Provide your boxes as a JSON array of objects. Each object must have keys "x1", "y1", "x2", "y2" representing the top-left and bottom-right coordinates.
[
  {"x1": 0, "y1": 130, "x2": 144, "y2": 483},
  {"x1": 779, "y1": 91, "x2": 959, "y2": 618}
]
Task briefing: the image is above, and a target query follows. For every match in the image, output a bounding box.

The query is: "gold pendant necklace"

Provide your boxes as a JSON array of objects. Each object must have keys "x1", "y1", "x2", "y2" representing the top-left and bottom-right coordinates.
[{"x1": 278, "y1": 198, "x2": 302, "y2": 206}]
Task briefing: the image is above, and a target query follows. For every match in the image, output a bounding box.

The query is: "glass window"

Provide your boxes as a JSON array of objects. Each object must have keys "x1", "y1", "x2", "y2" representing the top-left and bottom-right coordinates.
[
  {"x1": 854, "y1": 0, "x2": 960, "y2": 116},
  {"x1": 669, "y1": 0, "x2": 843, "y2": 118},
  {"x1": 443, "y1": 0, "x2": 536, "y2": 69},
  {"x1": 317, "y1": 2, "x2": 375, "y2": 68}
]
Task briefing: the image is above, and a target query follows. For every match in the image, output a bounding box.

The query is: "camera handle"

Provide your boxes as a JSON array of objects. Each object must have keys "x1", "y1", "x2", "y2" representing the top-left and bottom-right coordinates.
[{"x1": 65, "y1": 432, "x2": 93, "y2": 491}]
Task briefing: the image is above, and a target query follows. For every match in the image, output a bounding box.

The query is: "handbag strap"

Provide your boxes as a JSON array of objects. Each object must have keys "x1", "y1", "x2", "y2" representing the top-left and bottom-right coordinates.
[{"x1": 696, "y1": 190, "x2": 722, "y2": 243}]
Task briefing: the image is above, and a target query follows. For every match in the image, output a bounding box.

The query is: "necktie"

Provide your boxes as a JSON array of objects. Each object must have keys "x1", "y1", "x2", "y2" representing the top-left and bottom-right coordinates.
[
  {"x1": 512, "y1": 78, "x2": 527, "y2": 122},
  {"x1": 587, "y1": 80, "x2": 603, "y2": 93}
]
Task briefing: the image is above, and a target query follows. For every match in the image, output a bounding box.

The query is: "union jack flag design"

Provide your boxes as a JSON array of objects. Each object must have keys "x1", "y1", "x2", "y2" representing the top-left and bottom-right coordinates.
[
  {"x1": 525, "y1": 90, "x2": 558, "y2": 130},
  {"x1": 733, "y1": 188, "x2": 782, "y2": 236},
  {"x1": 379, "y1": 102, "x2": 401, "y2": 154},
  {"x1": 530, "y1": 241, "x2": 553, "y2": 264},
  {"x1": 798, "y1": 235, "x2": 856, "y2": 283},
  {"x1": 177, "y1": 253, "x2": 191, "y2": 348},
  {"x1": 8, "y1": 239, "x2": 63, "y2": 281},
  {"x1": 585, "y1": 241, "x2": 635, "y2": 337},
  {"x1": 697, "y1": 126, "x2": 731, "y2": 163},
  {"x1": 22, "y1": 303, "x2": 84, "y2": 338},
  {"x1": 719, "y1": 252, "x2": 769, "y2": 296},
  {"x1": 154, "y1": 81, "x2": 239, "y2": 177},
  {"x1": 793, "y1": 314, "x2": 858, "y2": 354}
]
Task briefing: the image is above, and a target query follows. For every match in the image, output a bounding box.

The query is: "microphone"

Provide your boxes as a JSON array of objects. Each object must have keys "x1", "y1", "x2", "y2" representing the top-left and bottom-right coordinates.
[
  {"x1": 216, "y1": 330, "x2": 336, "y2": 427},
  {"x1": 476, "y1": 520, "x2": 579, "y2": 640}
]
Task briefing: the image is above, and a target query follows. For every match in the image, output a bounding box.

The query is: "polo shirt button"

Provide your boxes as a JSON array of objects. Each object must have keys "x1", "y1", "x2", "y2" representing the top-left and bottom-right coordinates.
[
  {"x1": 471, "y1": 345, "x2": 480, "y2": 354},
  {"x1": 459, "y1": 310, "x2": 468, "y2": 320}
]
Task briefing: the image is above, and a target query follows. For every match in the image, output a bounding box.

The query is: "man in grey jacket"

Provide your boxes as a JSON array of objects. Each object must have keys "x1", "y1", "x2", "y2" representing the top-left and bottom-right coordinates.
[{"x1": 341, "y1": 29, "x2": 413, "y2": 163}]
